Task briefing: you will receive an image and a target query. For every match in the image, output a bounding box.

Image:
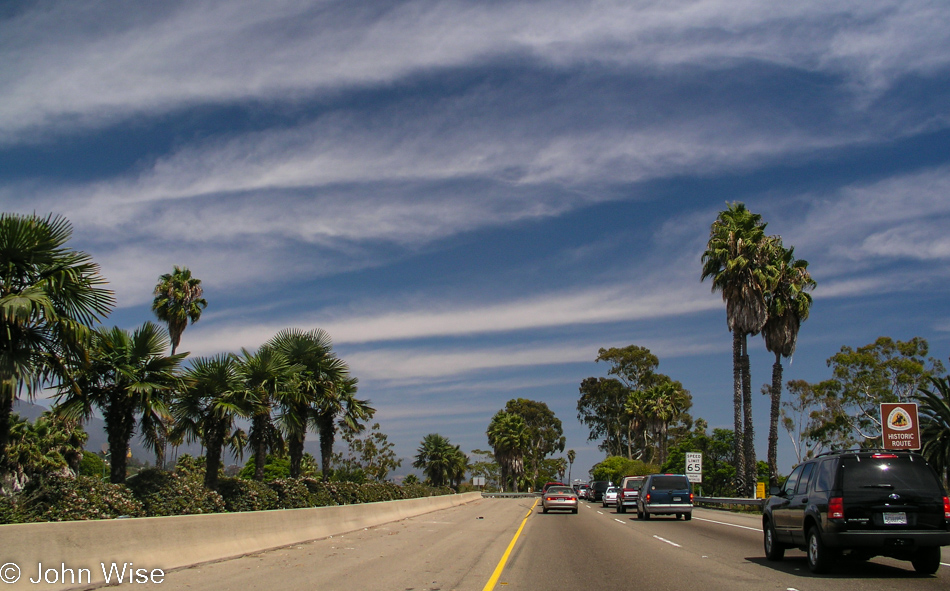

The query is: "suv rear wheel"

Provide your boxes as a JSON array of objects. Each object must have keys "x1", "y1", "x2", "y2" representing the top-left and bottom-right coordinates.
[
  {"x1": 807, "y1": 527, "x2": 833, "y2": 574},
  {"x1": 763, "y1": 520, "x2": 784, "y2": 561},
  {"x1": 911, "y1": 547, "x2": 941, "y2": 575}
]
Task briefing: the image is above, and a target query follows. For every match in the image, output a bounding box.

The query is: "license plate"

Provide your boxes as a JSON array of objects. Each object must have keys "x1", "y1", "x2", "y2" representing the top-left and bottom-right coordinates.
[
  {"x1": 673, "y1": 497, "x2": 681, "y2": 502},
  {"x1": 883, "y1": 512, "x2": 907, "y2": 525}
]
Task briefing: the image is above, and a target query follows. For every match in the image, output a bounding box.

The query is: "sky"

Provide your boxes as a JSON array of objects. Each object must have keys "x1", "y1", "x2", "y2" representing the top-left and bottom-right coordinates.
[{"x1": 2, "y1": 0, "x2": 950, "y2": 481}]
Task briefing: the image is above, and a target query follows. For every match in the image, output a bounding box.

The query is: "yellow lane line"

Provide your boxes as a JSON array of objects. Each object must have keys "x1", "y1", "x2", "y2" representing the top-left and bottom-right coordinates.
[{"x1": 482, "y1": 498, "x2": 538, "y2": 591}]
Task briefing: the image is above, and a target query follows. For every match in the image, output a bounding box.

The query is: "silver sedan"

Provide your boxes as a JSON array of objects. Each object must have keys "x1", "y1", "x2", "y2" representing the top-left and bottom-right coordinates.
[{"x1": 541, "y1": 486, "x2": 579, "y2": 514}]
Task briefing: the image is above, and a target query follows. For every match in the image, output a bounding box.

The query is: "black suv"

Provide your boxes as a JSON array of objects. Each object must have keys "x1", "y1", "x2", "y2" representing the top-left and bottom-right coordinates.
[{"x1": 762, "y1": 449, "x2": 950, "y2": 574}]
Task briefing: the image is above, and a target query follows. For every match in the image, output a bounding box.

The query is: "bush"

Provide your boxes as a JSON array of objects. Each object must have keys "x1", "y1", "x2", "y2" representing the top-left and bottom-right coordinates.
[
  {"x1": 267, "y1": 478, "x2": 313, "y2": 509},
  {"x1": 216, "y1": 477, "x2": 279, "y2": 512},
  {"x1": 297, "y1": 477, "x2": 337, "y2": 507},
  {"x1": 125, "y1": 468, "x2": 224, "y2": 516},
  {"x1": 0, "y1": 494, "x2": 25, "y2": 524},
  {"x1": 18, "y1": 474, "x2": 144, "y2": 522},
  {"x1": 77, "y1": 452, "x2": 107, "y2": 478}
]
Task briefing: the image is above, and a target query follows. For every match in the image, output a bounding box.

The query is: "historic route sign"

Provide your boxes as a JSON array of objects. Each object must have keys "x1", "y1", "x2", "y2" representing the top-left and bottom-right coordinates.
[{"x1": 881, "y1": 402, "x2": 920, "y2": 450}]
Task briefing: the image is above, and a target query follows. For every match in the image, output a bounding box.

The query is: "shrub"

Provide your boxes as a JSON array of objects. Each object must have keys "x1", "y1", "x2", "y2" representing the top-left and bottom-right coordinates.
[
  {"x1": 216, "y1": 477, "x2": 279, "y2": 512},
  {"x1": 18, "y1": 474, "x2": 144, "y2": 522},
  {"x1": 297, "y1": 477, "x2": 337, "y2": 507},
  {"x1": 267, "y1": 478, "x2": 313, "y2": 509},
  {"x1": 125, "y1": 468, "x2": 224, "y2": 516},
  {"x1": 77, "y1": 452, "x2": 107, "y2": 478}
]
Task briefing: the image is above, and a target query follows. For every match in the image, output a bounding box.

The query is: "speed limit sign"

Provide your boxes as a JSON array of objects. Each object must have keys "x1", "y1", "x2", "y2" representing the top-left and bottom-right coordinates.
[{"x1": 685, "y1": 452, "x2": 702, "y2": 483}]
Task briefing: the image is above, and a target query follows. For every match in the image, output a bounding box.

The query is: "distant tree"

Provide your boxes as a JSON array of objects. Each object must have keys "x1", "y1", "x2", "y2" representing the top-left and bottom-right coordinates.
[
  {"x1": 577, "y1": 377, "x2": 628, "y2": 457},
  {"x1": 760, "y1": 237, "x2": 815, "y2": 488},
  {"x1": 663, "y1": 425, "x2": 737, "y2": 497},
  {"x1": 566, "y1": 449, "x2": 576, "y2": 483},
  {"x1": 503, "y1": 398, "x2": 564, "y2": 490},
  {"x1": 235, "y1": 346, "x2": 296, "y2": 481},
  {"x1": 314, "y1": 376, "x2": 374, "y2": 481},
  {"x1": 595, "y1": 346, "x2": 659, "y2": 459},
  {"x1": 487, "y1": 411, "x2": 529, "y2": 492},
  {"x1": 332, "y1": 422, "x2": 402, "y2": 482},
  {"x1": 468, "y1": 448, "x2": 501, "y2": 490},
  {"x1": 701, "y1": 202, "x2": 771, "y2": 496},
  {"x1": 151, "y1": 266, "x2": 207, "y2": 356},
  {"x1": 413, "y1": 433, "x2": 457, "y2": 488},
  {"x1": 0, "y1": 213, "x2": 114, "y2": 485},
  {"x1": 590, "y1": 456, "x2": 657, "y2": 484}
]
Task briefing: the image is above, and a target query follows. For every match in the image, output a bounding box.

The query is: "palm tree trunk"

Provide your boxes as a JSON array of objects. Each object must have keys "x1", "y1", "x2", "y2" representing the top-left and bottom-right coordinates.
[
  {"x1": 769, "y1": 354, "x2": 783, "y2": 490},
  {"x1": 252, "y1": 414, "x2": 268, "y2": 481},
  {"x1": 288, "y1": 434, "x2": 305, "y2": 478},
  {"x1": 204, "y1": 420, "x2": 225, "y2": 490},
  {"x1": 732, "y1": 331, "x2": 746, "y2": 497},
  {"x1": 0, "y1": 384, "x2": 13, "y2": 481},
  {"x1": 317, "y1": 413, "x2": 334, "y2": 481},
  {"x1": 741, "y1": 334, "x2": 756, "y2": 498}
]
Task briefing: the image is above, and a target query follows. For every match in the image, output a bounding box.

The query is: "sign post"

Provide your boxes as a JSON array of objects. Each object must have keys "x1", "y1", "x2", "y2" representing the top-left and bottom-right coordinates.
[
  {"x1": 880, "y1": 402, "x2": 921, "y2": 450},
  {"x1": 685, "y1": 452, "x2": 702, "y2": 484}
]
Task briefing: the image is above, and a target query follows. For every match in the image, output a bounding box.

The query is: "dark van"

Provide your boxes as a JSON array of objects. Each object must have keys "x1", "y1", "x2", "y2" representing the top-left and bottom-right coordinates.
[
  {"x1": 589, "y1": 480, "x2": 611, "y2": 502},
  {"x1": 637, "y1": 474, "x2": 693, "y2": 520}
]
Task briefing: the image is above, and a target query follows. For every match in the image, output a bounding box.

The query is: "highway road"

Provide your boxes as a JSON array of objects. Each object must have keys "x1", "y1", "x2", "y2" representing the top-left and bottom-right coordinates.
[{"x1": 145, "y1": 497, "x2": 948, "y2": 591}]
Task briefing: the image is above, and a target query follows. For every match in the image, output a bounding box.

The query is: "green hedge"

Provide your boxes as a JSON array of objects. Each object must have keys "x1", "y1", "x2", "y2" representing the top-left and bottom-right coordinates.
[
  {"x1": 125, "y1": 468, "x2": 225, "y2": 516},
  {"x1": 13, "y1": 474, "x2": 144, "y2": 522},
  {"x1": 216, "y1": 477, "x2": 280, "y2": 512}
]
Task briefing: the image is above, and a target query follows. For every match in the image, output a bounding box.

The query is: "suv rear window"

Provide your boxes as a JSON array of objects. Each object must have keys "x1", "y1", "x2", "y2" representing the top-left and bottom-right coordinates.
[
  {"x1": 840, "y1": 456, "x2": 942, "y2": 494},
  {"x1": 649, "y1": 476, "x2": 690, "y2": 490}
]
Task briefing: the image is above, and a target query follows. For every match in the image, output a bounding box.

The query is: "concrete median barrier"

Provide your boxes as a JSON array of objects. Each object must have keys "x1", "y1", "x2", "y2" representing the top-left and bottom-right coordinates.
[{"x1": 0, "y1": 492, "x2": 481, "y2": 590}]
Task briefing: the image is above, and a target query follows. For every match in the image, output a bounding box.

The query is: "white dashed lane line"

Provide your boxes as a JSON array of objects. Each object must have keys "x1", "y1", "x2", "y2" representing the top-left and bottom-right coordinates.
[
  {"x1": 692, "y1": 516, "x2": 761, "y2": 532},
  {"x1": 653, "y1": 535, "x2": 682, "y2": 548}
]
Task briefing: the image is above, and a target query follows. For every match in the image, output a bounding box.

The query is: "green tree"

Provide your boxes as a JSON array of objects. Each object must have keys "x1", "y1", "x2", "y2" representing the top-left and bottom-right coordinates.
[
  {"x1": 761, "y1": 238, "x2": 815, "y2": 488},
  {"x1": 266, "y1": 328, "x2": 349, "y2": 478},
  {"x1": 0, "y1": 213, "x2": 114, "y2": 484},
  {"x1": 4, "y1": 412, "x2": 87, "y2": 490},
  {"x1": 663, "y1": 423, "x2": 737, "y2": 497},
  {"x1": 487, "y1": 411, "x2": 530, "y2": 492},
  {"x1": 590, "y1": 456, "x2": 657, "y2": 484},
  {"x1": 577, "y1": 377, "x2": 628, "y2": 457},
  {"x1": 701, "y1": 202, "x2": 771, "y2": 496},
  {"x1": 468, "y1": 448, "x2": 501, "y2": 490},
  {"x1": 235, "y1": 346, "x2": 297, "y2": 481},
  {"x1": 172, "y1": 354, "x2": 248, "y2": 489},
  {"x1": 804, "y1": 337, "x2": 943, "y2": 449},
  {"x1": 595, "y1": 346, "x2": 659, "y2": 458},
  {"x1": 333, "y1": 422, "x2": 403, "y2": 482},
  {"x1": 57, "y1": 322, "x2": 185, "y2": 483},
  {"x1": 566, "y1": 449, "x2": 576, "y2": 483},
  {"x1": 917, "y1": 375, "x2": 950, "y2": 488},
  {"x1": 503, "y1": 398, "x2": 564, "y2": 489},
  {"x1": 151, "y1": 266, "x2": 207, "y2": 356},
  {"x1": 413, "y1": 433, "x2": 458, "y2": 488},
  {"x1": 314, "y1": 375, "x2": 374, "y2": 481}
]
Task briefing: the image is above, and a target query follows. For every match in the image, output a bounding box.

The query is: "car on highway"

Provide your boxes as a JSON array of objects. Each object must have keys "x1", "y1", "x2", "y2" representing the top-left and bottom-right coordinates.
[
  {"x1": 578, "y1": 484, "x2": 590, "y2": 499},
  {"x1": 542, "y1": 486, "x2": 579, "y2": 514},
  {"x1": 542, "y1": 481, "x2": 566, "y2": 493},
  {"x1": 616, "y1": 475, "x2": 645, "y2": 514},
  {"x1": 588, "y1": 480, "x2": 610, "y2": 502},
  {"x1": 762, "y1": 449, "x2": 950, "y2": 574},
  {"x1": 602, "y1": 486, "x2": 619, "y2": 508},
  {"x1": 637, "y1": 474, "x2": 693, "y2": 520}
]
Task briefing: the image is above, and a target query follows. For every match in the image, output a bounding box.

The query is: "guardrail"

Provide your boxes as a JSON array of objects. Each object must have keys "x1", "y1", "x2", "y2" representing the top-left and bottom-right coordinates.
[{"x1": 695, "y1": 496, "x2": 765, "y2": 510}]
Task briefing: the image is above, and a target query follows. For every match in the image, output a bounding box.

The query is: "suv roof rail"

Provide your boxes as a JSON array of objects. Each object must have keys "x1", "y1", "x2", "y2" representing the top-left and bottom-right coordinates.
[{"x1": 815, "y1": 448, "x2": 915, "y2": 458}]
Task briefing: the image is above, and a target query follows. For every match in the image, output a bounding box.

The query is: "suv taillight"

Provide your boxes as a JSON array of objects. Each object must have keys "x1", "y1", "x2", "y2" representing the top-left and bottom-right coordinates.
[
  {"x1": 645, "y1": 493, "x2": 651, "y2": 502},
  {"x1": 690, "y1": 493, "x2": 694, "y2": 502},
  {"x1": 828, "y1": 497, "x2": 844, "y2": 520},
  {"x1": 944, "y1": 496, "x2": 950, "y2": 520}
]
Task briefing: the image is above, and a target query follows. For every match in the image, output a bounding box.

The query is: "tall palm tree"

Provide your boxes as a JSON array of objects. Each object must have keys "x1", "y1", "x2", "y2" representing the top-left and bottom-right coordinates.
[
  {"x1": 567, "y1": 449, "x2": 576, "y2": 483},
  {"x1": 267, "y1": 328, "x2": 349, "y2": 478},
  {"x1": 487, "y1": 411, "x2": 529, "y2": 492},
  {"x1": 0, "y1": 213, "x2": 114, "y2": 482},
  {"x1": 57, "y1": 322, "x2": 185, "y2": 483},
  {"x1": 314, "y1": 375, "x2": 374, "y2": 480},
  {"x1": 172, "y1": 354, "x2": 248, "y2": 489},
  {"x1": 761, "y1": 238, "x2": 815, "y2": 489},
  {"x1": 701, "y1": 202, "x2": 770, "y2": 496},
  {"x1": 917, "y1": 375, "x2": 950, "y2": 488},
  {"x1": 235, "y1": 346, "x2": 297, "y2": 481},
  {"x1": 412, "y1": 433, "x2": 457, "y2": 488},
  {"x1": 152, "y1": 266, "x2": 207, "y2": 356}
]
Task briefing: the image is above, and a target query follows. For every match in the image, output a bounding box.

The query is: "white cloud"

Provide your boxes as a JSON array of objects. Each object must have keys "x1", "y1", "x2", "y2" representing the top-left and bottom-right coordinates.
[{"x1": 2, "y1": 0, "x2": 948, "y2": 143}]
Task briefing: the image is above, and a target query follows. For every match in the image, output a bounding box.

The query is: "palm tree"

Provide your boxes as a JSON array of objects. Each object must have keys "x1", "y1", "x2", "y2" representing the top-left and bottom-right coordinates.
[
  {"x1": 567, "y1": 449, "x2": 576, "y2": 483},
  {"x1": 235, "y1": 346, "x2": 297, "y2": 481},
  {"x1": 412, "y1": 433, "x2": 457, "y2": 487},
  {"x1": 0, "y1": 213, "x2": 114, "y2": 482},
  {"x1": 57, "y1": 322, "x2": 185, "y2": 483},
  {"x1": 172, "y1": 354, "x2": 247, "y2": 489},
  {"x1": 487, "y1": 411, "x2": 529, "y2": 492},
  {"x1": 761, "y1": 238, "x2": 815, "y2": 489},
  {"x1": 152, "y1": 266, "x2": 207, "y2": 356},
  {"x1": 448, "y1": 444, "x2": 469, "y2": 489},
  {"x1": 701, "y1": 202, "x2": 770, "y2": 496},
  {"x1": 314, "y1": 375, "x2": 374, "y2": 480},
  {"x1": 917, "y1": 376, "x2": 950, "y2": 488},
  {"x1": 266, "y1": 328, "x2": 349, "y2": 478}
]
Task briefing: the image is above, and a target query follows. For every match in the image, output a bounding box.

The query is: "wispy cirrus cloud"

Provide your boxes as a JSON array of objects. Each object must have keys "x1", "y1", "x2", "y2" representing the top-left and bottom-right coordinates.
[{"x1": 3, "y1": 1, "x2": 949, "y2": 143}]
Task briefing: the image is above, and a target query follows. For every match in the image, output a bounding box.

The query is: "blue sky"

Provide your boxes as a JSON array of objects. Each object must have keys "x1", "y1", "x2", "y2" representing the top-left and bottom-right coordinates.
[{"x1": 3, "y1": 1, "x2": 950, "y2": 479}]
